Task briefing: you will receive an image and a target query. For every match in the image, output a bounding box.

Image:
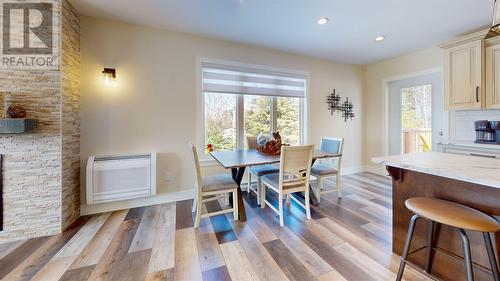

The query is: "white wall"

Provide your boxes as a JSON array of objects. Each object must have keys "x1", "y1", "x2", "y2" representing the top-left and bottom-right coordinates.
[
  {"x1": 364, "y1": 47, "x2": 444, "y2": 170},
  {"x1": 80, "y1": 17, "x2": 365, "y2": 211},
  {"x1": 453, "y1": 110, "x2": 500, "y2": 142}
]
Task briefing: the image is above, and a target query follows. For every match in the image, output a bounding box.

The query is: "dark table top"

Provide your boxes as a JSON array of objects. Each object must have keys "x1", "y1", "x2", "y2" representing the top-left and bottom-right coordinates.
[{"x1": 210, "y1": 149, "x2": 341, "y2": 169}]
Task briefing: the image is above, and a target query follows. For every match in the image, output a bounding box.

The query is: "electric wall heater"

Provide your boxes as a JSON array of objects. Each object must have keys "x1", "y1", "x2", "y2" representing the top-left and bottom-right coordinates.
[{"x1": 86, "y1": 153, "x2": 157, "y2": 205}]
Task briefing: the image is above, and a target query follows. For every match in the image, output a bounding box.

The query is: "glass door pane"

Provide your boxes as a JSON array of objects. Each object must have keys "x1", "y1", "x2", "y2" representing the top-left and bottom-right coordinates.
[{"x1": 401, "y1": 85, "x2": 432, "y2": 153}]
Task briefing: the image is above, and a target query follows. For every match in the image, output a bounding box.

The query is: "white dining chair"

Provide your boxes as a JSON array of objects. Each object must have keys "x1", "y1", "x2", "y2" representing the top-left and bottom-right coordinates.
[
  {"x1": 311, "y1": 137, "x2": 344, "y2": 203},
  {"x1": 260, "y1": 145, "x2": 314, "y2": 227},
  {"x1": 189, "y1": 142, "x2": 238, "y2": 228},
  {"x1": 246, "y1": 136, "x2": 279, "y2": 205}
]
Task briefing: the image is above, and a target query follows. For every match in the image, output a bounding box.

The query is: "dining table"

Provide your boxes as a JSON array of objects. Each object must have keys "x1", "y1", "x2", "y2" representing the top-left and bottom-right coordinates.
[{"x1": 209, "y1": 148, "x2": 341, "y2": 221}]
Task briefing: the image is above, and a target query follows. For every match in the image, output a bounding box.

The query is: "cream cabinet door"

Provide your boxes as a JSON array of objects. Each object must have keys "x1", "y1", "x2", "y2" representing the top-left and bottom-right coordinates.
[
  {"x1": 486, "y1": 44, "x2": 500, "y2": 109},
  {"x1": 444, "y1": 39, "x2": 483, "y2": 110}
]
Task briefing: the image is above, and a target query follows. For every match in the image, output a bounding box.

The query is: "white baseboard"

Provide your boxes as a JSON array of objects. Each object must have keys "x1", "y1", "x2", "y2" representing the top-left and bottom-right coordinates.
[
  {"x1": 340, "y1": 166, "x2": 365, "y2": 175},
  {"x1": 81, "y1": 189, "x2": 195, "y2": 216}
]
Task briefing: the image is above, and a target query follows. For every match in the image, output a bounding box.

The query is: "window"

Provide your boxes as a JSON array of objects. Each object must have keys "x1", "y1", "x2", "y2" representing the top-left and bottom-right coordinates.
[
  {"x1": 244, "y1": 95, "x2": 271, "y2": 140},
  {"x1": 202, "y1": 61, "x2": 307, "y2": 151},
  {"x1": 204, "y1": 93, "x2": 237, "y2": 151}
]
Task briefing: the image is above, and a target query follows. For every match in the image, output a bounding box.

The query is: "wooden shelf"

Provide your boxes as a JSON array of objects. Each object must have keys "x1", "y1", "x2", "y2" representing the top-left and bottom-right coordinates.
[{"x1": 0, "y1": 119, "x2": 38, "y2": 134}]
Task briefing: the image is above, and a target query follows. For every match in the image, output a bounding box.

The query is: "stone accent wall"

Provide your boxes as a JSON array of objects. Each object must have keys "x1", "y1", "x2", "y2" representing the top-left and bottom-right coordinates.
[
  {"x1": 61, "y1": 0, "x2": 81, "y2": 230},
  {"x1": 0, "y1": 0, "x2": 80, "y2": 243},
  {"x1": 0, "y1": 75, "x2": 62, "y2": 242}
]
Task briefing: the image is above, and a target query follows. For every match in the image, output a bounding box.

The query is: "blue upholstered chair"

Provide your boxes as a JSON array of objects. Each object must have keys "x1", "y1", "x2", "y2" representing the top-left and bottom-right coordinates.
[{"x1": 311, "y1": 137, "x2": 344, "y2": 203}]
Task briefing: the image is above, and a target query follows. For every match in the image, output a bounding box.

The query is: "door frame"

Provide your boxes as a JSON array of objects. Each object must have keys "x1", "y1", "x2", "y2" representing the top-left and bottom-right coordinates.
[{"x1": 381, "y1": 67, "x2": 445, "y2": 156}]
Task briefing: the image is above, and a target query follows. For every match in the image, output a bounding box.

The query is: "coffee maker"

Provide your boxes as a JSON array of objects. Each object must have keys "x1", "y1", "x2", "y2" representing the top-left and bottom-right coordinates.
[{"x1": 475, "y1": 120, "x2": 500, "y2": 144}]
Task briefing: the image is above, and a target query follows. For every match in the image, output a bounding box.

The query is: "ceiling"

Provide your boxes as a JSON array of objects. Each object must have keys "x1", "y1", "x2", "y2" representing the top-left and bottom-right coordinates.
[{"x1": 70, "y1": 0, "x2": 493, "y2": 65}]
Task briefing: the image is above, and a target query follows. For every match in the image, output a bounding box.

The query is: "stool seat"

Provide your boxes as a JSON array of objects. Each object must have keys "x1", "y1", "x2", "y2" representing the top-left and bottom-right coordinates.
[{"x1": 406, "y1": 197, "x2": 500, "y2": 233}]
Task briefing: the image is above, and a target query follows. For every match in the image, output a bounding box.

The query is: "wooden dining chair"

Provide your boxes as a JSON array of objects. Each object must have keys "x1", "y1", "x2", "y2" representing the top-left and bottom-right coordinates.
[
  {"x1": 189, "y1": 142, "x2": 238, "y2": 228},
  {"x1": 311, "y1": 137, "x2": 344, "y2": 203},
  {"x1": 260, "y1": 145, "x2": 314, "y2": 227},
  {"x1": 246, "y1": 136, "x2": 279, "y2": 205}
]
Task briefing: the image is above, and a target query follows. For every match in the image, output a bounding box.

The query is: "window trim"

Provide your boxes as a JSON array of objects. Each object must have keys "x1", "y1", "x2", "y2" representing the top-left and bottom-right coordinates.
[{"x1": 196, "y1": 57, "x2": 310, "y2": 160}]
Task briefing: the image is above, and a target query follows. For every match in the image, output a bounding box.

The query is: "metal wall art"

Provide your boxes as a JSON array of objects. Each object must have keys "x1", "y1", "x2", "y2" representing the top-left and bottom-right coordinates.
[{"x1": 327, "y1": 89, "x2": 355, "y2": 122}]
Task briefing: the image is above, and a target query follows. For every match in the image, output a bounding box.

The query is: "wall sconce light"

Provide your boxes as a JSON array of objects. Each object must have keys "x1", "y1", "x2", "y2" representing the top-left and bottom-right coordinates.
[{"x1": 102, "y1": 68, "x2": 116, "y2": 84}]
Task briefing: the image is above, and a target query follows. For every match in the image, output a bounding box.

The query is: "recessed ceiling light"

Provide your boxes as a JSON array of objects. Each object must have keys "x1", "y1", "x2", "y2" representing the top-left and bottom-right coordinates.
[
  {"x1": 318, "y1": 17, "x2": 329, "y2": 25},
  {"x1": 375, "y1": 36, "x2": 386, "y2": 42}
]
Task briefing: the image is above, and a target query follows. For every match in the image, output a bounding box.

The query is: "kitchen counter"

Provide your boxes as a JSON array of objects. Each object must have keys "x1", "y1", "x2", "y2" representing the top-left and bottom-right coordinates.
[
  {"x1": 372, "y1": 151, "x2": 500, "y2": 281},
  {"x1": 372, "y1": 151, "x2": 500, "y2": 189}
]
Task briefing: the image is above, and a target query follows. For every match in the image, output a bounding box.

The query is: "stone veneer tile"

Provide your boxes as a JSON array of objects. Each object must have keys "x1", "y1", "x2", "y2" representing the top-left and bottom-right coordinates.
[
  {"x1": 61, "y1": 0, "x2": 81, "y2": 230},
  {"x1": 0, "y1": 0, "x2": 80, "y2": 243}
]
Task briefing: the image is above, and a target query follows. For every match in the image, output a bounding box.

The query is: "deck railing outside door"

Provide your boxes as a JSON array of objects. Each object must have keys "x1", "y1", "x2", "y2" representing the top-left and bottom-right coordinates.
[{"x1": 402, "y1": 128, "x2": 432, "y2": 153}]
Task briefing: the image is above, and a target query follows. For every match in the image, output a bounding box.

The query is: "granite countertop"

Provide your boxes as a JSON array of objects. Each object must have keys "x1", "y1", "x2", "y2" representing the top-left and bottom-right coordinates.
[{"x1": 372, "y1": 152, "x2": 500, "y2": 189}]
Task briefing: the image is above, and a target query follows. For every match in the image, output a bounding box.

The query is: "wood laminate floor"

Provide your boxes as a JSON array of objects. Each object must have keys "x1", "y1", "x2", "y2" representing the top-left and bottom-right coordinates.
[{"x1": 0, "y1": 173, "x2": 432, "y2": 281}]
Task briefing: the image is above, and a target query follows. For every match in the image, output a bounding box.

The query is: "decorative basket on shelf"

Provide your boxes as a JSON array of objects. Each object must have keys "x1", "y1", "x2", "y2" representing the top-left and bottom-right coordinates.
[{"x1": 256, "y1": 131, "x2": 287, "y2": 155}]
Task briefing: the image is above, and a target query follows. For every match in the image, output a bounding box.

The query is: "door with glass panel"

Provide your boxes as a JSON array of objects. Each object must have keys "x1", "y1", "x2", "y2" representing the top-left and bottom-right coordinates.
[{"x1": 388, "y1": 72, "x2": 445, "y2": 155}]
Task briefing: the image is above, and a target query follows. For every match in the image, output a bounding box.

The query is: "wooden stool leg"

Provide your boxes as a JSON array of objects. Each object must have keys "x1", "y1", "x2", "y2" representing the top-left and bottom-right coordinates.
[
  {"x1": 396, "y1": 214, "x2": 421, "y2": 281},
  {"x1": 424, "y1": 220, "x2": 435, "y2": 273},
  {"x1": 459, "y1": 229, "x2": 475, "y2": 281},
  {"x1": 483, "y1": 232, "x2": 500, "y2": 281}
]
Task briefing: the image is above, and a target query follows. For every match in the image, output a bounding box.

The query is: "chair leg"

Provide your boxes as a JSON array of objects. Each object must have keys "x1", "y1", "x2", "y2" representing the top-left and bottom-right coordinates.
[
  {"x1": 256, "y1": 177, "x2": 261, "y2": 205},
  {"x1": 316, "y1": 178, "x2": 321, "y2": 204},
  {"x1": 233, "y1": 190, "x2": 238, "y2": 221},
  {"x1": 305, "y1": 188, "x2": 311, "y2": 220},
  {"x1": 483, "y1": 232, "x2": 500, "y2": 281},
  {"x1": 247, "y1": 171, "x2": 251, "y2": 192},
  {"x1": 286, "y1": 194, "x2": 291, "y2": 204},
  {"x1": 279, "y1": 193, "x2": 284, "y2": 227},
  {"x1": 194, "y1": 194, "x2": 203, "y2": 228},
  {"x1": 396, "y1": 214, "x2": 421, "y2": 281},
  {"x1": 424, "y1": 220, "x2": 435, "y2": 273},
  {"x1": 459, "y1": 229, "x2": 475, "y2": 281},
  {"x1": 336, "y1": 174, "x2": 342, "y2": 198},
  {"x1": 261, "y1": 184, "x2": 266, "y2": 209}
]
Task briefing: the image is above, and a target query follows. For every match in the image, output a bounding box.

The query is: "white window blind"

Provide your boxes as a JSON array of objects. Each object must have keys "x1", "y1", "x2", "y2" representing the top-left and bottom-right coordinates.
[{"x1": 202, "y1": 62, "x2": 307, "y2": 98}]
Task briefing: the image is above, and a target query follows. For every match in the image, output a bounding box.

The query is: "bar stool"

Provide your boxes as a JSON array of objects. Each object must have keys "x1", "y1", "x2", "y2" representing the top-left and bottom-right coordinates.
[{"x1": 397, "y1": 197, "x2": 500, "y2": 281}]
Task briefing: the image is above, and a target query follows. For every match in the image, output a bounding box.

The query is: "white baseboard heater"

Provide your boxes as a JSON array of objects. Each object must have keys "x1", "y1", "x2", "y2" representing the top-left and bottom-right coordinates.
[{"x1": 86, "y1": 153, "x2": 157, "y2": 205}]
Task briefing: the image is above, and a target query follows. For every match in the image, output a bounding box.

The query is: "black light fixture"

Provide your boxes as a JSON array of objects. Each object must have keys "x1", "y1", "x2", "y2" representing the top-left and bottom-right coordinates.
[
  {"x1": 102, "y1": 68, "x2": 116, "y2": 84},
  {"x1": 492, "y1": 0, "x2": 500, "y2": 34},
  {"x1": 326, "y1": 89, "x2": 355, "y2": 122}
]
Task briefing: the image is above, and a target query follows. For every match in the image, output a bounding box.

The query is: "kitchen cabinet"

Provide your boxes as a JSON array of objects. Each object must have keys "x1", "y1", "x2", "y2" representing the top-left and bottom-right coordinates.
[
  {"x1": 443, "y1": 39, "x2": 483, "y2": 110},
  {"x1": 485, "y1": 39, "x2": 500, "y2": 109}
]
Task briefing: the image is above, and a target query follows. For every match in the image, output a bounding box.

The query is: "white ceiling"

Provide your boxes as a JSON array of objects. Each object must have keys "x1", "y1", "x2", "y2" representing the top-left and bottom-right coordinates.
[{"x1": 70, "y1": 0, "x2": 493, "y2": 65}]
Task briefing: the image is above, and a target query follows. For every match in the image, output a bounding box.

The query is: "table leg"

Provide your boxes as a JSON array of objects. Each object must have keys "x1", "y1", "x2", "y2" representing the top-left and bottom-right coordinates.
[{"x1": 231, "y1": 167, "x2": 247, "y2": 221}]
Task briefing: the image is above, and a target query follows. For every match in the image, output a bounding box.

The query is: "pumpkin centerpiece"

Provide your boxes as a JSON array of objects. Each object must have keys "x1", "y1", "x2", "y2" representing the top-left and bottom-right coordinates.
[{"x1": 256, "y1": 131, "x2": 287, "y2": 155}]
